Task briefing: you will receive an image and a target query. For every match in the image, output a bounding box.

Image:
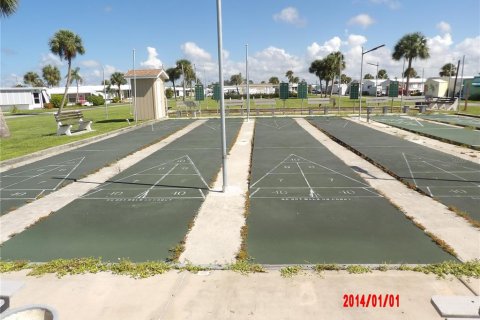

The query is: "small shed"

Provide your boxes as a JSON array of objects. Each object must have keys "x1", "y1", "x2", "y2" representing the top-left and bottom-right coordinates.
[
  {"x1": 125, "y1": 69, "x2": 169, "y2": 120},
  {"x1": 425, "y1": 79, "x2": 448, "y2": 97}
]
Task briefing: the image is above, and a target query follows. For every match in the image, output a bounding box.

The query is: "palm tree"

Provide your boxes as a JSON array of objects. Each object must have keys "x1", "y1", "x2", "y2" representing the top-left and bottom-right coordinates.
[
  {"x1": 268, "y1": 77, "x2": 279, "y2": 85},
  {"x1": 285, "y1": 70, "x2": 294, "y2": 83},
  {"x1": 0, "y1": 0, "x2": 19, "y2": 138},
  {"x1": 49, "y1": 29, "x2": 85, "y2": 112},
  {"x1": 166, "y1": 67, "x2": 182, "y2": 100},
  {"x1": 392, "y1": 32, "x2": 429, "y2": 96},
  {"x1": 403, "y1": 67, "x2": 417, "y2": 78},
  {"x1": 176, "y1": 59, "x2": 195, "y2": 101},
  {"x1": 340, "y1": 74, "x2": 352, "y2": 84},
  {"x1": 230, "y1": 73, "x2": 243, "y2": 94},
  {"x1": 23, "y1": 71, "x2": 43, "y2": 87},
  {"x1": 0, "y1": 0, "x2": 18, "y2": 17},
  {"x1": 68, "y1": 67, "x2": 83, "y2": 103},
  {"x1": 110, "y1": 72, "x2": 126, "y2": 100},
  {"x1": 309, "y1": 59, "x2": 329, "y2": 95},
  {"x1": 324, "y1": 51, "x2": 345, "y2": 96},
  {"x1": 377, "y1": 69, "x2": 388, "y2": 79},
  {"x1": 42, "y1": 64, "x2": 61, "y2": 87},
  {"x1": 364, "y1": 73, "x2": 374, "y2": 80},
  {"x1": 439, "y1": 63, "x2": 456, "y2": 77}
]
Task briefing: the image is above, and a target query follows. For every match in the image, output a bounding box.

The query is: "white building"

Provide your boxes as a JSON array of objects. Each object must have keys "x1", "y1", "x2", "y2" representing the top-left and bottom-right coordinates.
[
  {"x1": 362, "y1": 79, "x2": 387, "y2": 96},
  {"x1": 47, "y1": 84, "x2": 131, "y2": 104},
  {"x1": 0, "y1": 87, "x2": 50, "y2": 111},
  {"x1": 381, "y1": 78, "x2": 427, "y2": 96}
]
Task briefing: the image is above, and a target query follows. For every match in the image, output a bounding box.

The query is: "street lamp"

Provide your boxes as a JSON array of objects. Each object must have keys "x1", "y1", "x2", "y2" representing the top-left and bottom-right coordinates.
[
  {"x1": 359, "y1": 44, "x2": 385, "y2": 120},
  {"x1": 366, "y1": 62, "x2": 379, "y2": 97},
  {"x1": 216, "y1": 0, "x2": 227, "y2": 192}
]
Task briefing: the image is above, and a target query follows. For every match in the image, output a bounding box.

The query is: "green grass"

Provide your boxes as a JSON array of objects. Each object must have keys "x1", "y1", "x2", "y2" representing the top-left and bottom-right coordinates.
[
  {"x1": 1, "y1": 105, "x2": 136, "y2": 161},
  {"x1": 458, "y1": 104, "x2": 480, "y2": 115}
]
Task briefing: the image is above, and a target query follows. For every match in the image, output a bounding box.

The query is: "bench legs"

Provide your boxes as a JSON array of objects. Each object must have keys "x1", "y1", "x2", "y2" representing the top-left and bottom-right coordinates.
[
  {"x1": 78, "y1": 120, "x2": 92, "y2": 131},
  {"x1": 57, "y1": 124, "x2": 73, "y2": 136}
]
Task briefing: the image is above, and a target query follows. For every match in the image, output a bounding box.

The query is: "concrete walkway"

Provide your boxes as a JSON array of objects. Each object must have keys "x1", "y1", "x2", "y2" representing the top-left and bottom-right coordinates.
[
  {"x1": 296, "y1": 118, "x2": 480, "y2": 261},
  {"x1": 2, "y1": 269, "x2": 475, "y2": 320},
  {"x1": 0, "y1": 120, "x2": 206, "y2": 244},
  {"x1": 180, "y1": 119, "x2": 255, "y2": 265}
]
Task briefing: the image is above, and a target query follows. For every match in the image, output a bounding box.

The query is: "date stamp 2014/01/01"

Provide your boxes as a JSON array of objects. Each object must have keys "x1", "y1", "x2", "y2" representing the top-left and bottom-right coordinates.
[{"x1": 343, "y1": 294, "x2": 400, "y2": 308}]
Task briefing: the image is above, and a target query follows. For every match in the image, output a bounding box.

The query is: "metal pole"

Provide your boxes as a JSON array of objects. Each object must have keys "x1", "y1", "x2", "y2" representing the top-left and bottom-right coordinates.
[
  {"x1": 460, "y1": 55, "x2": 465, "y2": 100},
  {"x1": 246, "y1": 44, "x2": 250, "y2": 122},
  {"x1": 400, "y1": 58, "x2": 405, "y2": 106},
  {"x1": 376, "y1": 63, "x2": 379, "y2": 97},
  {"x1": 181, "y1": 64, "x2": 186, "y2": 101},
  {"x1": 338, "y1": 54, "x2": 341, "y2": 111},
  {"x1": 216, "y1": 0, "x2": 227, "y2": 192},
  {"x1": 359, "y1": 47, "x2": 364, "y2": 120},
  {"x1": 103, "y1": 67, "x2": 108, "y2": 119},
  {"x1": 133, "y1": 49, "x2": 137, "y2": 125},
  {"x1": 452, "y1": 59, "x2": 460, "y2": 98}
]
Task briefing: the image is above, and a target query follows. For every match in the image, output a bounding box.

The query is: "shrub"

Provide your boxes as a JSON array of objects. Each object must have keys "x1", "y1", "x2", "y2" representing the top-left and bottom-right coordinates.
[
  {"x1": 87, "y1": 95, "x2": 105, "y2": 106},
  {"x1": 43, "y1": 103, "x2": 54, "y2": 109},
  {"x1": 112, "y1": 96, "x2": 121, "y2": 103},
  {"x1": 50, "y1": 94, "x2": 63, "y2": 108},
  {"x1": 165, "y1": 88, "x2": 174, "y2": 99}
]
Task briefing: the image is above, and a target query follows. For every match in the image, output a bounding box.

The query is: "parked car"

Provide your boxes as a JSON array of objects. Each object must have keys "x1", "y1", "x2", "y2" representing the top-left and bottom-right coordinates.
[{"x1": 82, "y1": 101, "x2": 93, "y2": 106}]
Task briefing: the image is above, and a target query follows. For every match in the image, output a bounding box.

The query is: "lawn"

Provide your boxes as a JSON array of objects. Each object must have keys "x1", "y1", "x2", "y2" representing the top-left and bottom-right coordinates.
[{"x1": 1, "y1": 104, "x2": 136, "y2": 161}]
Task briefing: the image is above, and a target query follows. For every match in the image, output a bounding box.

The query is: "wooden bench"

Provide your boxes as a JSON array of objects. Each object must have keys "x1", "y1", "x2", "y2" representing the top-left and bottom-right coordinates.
[{"x1": 54, "y1": 110, "x2": 92, "y2": 136}]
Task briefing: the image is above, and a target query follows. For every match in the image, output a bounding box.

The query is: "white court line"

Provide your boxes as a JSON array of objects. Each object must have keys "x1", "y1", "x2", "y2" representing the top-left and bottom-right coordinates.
[
  {"x1": 249, "y1": 188, "x2": 260, "y2": 198},
  {"x1": 422, "y1": 161, "x2": 479, "y2": 187},
  {"x1": 250, "y1": 154, "x2": 294, "y2": 188},
  {"x1": 1, "y1": 157, "x2": 85, "y2": 190},
  {"x1": 252, "y1": 186, "x2": 374, "y2": 189},
  {"x1": 361, "y1": 187, "x2": 383, "y2": 196},
  {"x1": 426, "y1": 186, "x2": 433, "y2": 197},
  {"x1": 198, "y1": 189, "x2": 206, "y2": 200},
  {"x1": 185, "y1": 155, "x2": 210, "y2": 189},
  {"x1": 204, "y1": 123, "x2": 218, "y2": 131},
  {"x1": 401, "y1": 152, "x2": 418, "y2": 187},
  {"x1": 35, "y1": 190, "x2": 46, "y2": 199},
  {"x1": 140, "y1": 164, "x2": 179, "y2": 198},
  {"x1": 414, "y1": 118, "x2": 424, "y2": 127},
  {"x1": 51, "y1": 157, "x2": 86, "y2": 191},
  {"x1": 295, "y1": 162, "x2": 316, "y2": 197}
]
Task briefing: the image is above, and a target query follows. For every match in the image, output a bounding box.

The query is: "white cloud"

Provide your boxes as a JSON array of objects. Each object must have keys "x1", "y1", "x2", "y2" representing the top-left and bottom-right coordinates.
[
  {"x1": 181, "y1": 42, "x2": 212, "y2": 61},
  {"x1": 428, "y1": 33, "x2": 453, "y2": 55},
  {"x1": 436, "y1": 21, "x2": 451, "y2": 34},
  {"x1": 307, "y1": 37, "x2": 343, "y2": 60},
  {"x1": 140, "y1": 47, "x2": 163, "y2": 69},
  {"x1": 273, "y1": 7, "x2": 306, "y2": 27},
  {"x1": 348, "y1": 14, "x2": 375, "y2": 28},
  {"x1": 347, "y1": 34, "x2": 367, "y2": 47},
  {"x1": 40, "y1": 53, "x2": 63, "y2": 67},
  {"x1": 369, "y1": 0, "x2": 401, "y2": 10},
  {"x1": 80, "y1": 60, "x2": 100, "y2": 68}
]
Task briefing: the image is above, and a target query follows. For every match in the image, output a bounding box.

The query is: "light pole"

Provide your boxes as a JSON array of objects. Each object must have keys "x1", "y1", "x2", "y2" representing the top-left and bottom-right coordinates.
[
  {"x1": 359, "y1": 44, "x2": 385, "y2": 120},
  {"x1": 102, "y1": 66, "x2": 108, "y2": 119},
  {"x1": 216, "y1": 0, "x2": 227, "y2": 192},
  {"x1": 367, "y1": 62, "x2": 379, "y2": 97},
  {"x1": 245, "y1": 44, "x2": 250, "y2": 122}
]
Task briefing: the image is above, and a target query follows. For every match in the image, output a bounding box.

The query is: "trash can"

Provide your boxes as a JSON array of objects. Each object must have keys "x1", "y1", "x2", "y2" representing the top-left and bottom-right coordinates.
[
  {"x1": 366, "y1": 107, "x2": 374, "y2": 122},
  {"x1": 418, "y1": 105, "x2": 427, "y2": 113},
  {"x1": 309, "y1": 108, "x2": 313, "y2": 115},
  {"x1": 382, "y1": 106, "x2": 389, "y2": 114},
  {"x1": 323, "y1": 106, "x2": 328, "y2": 115},
  {"x1": 402, "y1": 105, "x2": 409, "y2": 113}
]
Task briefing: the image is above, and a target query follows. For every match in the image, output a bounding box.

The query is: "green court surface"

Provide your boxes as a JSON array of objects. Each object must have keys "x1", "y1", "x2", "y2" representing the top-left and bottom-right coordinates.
[
  {"x1": 0, "y1": 120, "x2": 193, "y2": 215},
  {"x1": 308, "y1": 117, "x2": 480, "y2": 222},
  {"x1": 417, "y1": 114, "x2": 480, "y2": 130},
  {"x1": 246, "y1": 118, "x2": 454, "y2": 264},
  {"x1": 0, "y1": 120, "x2": 243, "y2": 262},
  {"x1": 373, "y1": 115, "x2": 480, "y2": 149}
]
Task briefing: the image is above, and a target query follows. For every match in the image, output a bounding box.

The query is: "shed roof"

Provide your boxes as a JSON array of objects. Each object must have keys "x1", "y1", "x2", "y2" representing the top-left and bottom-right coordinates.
[{"x1": 124, "y1": 69, "x2": 169, "y2": 81}]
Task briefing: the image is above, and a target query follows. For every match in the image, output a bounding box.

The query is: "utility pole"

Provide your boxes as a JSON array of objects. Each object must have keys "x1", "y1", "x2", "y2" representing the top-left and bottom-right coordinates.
[{"x1": 216, "y1": 0, "x2": 227, "y2": 192}]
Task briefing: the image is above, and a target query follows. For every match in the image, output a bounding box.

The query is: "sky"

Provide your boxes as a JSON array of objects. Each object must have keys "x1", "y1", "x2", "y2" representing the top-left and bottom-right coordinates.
[{"x1": 1, "y1": 0, "x2": 479, "y2": 87}]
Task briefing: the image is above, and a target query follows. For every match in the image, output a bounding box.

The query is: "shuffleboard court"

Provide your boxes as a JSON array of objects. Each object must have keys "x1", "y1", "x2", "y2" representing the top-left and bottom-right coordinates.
[
  {"x1": 247, "y1": 117, "x2": 454, "y2": 264},
  {"x1": 308, "y1": 117, "x2": 480, "y2": 222},
  {"x1": 0, "y1": 119, "x2": 243, "y2": 262},
  {"x1": 0, "y1": 120, "x2": 193, "y2": 215},
  {"x1": 417, "y1": 114, "x2": 480, "y2": 130},
  {"x1": 373, "y1": 115, "x2": 480, "y2": 149}
]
